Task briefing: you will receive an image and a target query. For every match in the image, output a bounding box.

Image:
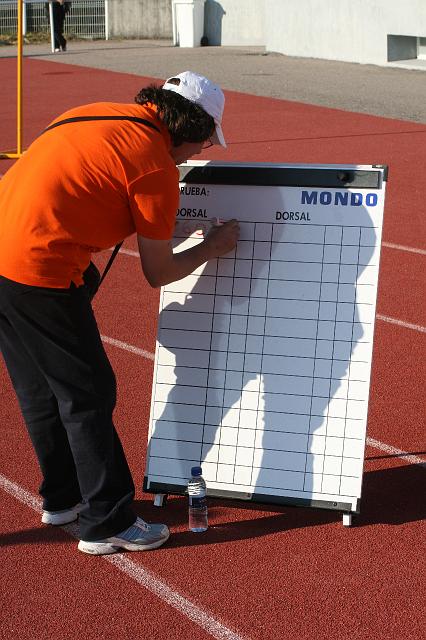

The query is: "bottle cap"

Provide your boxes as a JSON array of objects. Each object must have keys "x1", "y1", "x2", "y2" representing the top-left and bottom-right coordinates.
[{"x1": 191, "y1": 466, "x2": 202, "y2": 476}]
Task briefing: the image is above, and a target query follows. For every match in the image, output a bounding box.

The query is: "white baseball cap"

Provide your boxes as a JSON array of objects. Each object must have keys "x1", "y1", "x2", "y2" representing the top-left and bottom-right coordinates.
[{"x1": 162, "y1": 71, "x2": 226, "y2": 147}]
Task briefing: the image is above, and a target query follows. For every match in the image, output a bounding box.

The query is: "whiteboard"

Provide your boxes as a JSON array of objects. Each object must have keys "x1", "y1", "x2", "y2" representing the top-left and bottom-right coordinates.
[{"x1": 144, "y1": 162, "x2": 387, "y2": 514}]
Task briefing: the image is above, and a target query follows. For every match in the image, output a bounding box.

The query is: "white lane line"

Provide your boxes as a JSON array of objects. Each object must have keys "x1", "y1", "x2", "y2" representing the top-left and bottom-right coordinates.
[
  {"x1": 100, "y1": 335, "x2": 155, "y2": 360},
  {"x1": 376, "y1": 315, "x2": 426, "y2": 334},
  {"x1": 382, "y1": 242, "x2": 426, "y2": 256},
  {"x1": 107, "y1": 555, "x2": 245, "y2": 640},
  {"x1": 0, "y1": 472, "x2": 246, "y2": 640},
  {"x1": 0, "y1": 472, "x2": 43, "y2": 511},
  {"x1": 366, "y1": 439, "x2": 426, "y2": 467},
  {"x1": 100, "y1": 336, "x2": 426, "y2": 467},
  {"x1": 119, "y1": 248, "x2": 139, "y2": 257}
]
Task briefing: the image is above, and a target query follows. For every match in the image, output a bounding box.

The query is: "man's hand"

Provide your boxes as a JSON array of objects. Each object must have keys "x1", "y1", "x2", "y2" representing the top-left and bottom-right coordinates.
[
  {"x1": 138, "y1": 218, "x2": 239, "y2": 288},
  {"x1": 203, "y1": 219, "x2": 240, "y2": 260}
]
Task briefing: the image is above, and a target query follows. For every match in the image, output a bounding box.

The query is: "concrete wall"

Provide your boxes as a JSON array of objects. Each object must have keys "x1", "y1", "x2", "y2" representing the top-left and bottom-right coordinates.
[
  {"x1": 204, "y1": 0, "x2": 265, "y2": 46},
  {"x1": 265, "y1": 0, "x2": 426, "y2": 65},
  {"x1": 107, "y1": 0, "x2": 426, "y2": 67},
  {"x1": 108, "y1": 0, "x2": 172, "y2": 39},
  {"x1": 107, "y1": 0, "x2": 265, "y2": 45}
]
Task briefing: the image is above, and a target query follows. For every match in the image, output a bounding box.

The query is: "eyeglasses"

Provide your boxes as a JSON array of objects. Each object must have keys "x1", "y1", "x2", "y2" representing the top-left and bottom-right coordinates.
[{"x1": 202, "y1": 138, "x2": 214, "y2": 149}]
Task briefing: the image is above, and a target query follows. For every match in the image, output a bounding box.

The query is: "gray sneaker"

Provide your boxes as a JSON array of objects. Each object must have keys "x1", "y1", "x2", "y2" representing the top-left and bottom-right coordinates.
[
  {"x1": 77, "y1": 517, "x2": 170, "y2": 555},
  {"x1": 42, "y1": 502, "x2": 83, "y2": 526}
]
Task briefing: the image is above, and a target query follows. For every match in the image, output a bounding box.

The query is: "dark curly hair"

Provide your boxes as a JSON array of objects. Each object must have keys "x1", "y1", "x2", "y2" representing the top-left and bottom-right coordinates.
[{"x1": 134, "y1": 83, "x2": 215, "y2": 147}]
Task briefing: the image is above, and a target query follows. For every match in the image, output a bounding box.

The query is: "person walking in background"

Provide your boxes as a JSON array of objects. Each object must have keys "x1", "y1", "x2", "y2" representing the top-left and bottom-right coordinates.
[
  {"x1": 46, "y1": 0, "x2": 70, "y2": 52},
  {"x1": 0, "y1": 71, "x2": 239, "y2": 555}
]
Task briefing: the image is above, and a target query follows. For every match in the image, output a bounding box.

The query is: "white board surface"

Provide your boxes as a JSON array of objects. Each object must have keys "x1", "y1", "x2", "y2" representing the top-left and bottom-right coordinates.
[{"x1": 144, "y1": 162, "x2": 387, "y2": 513}]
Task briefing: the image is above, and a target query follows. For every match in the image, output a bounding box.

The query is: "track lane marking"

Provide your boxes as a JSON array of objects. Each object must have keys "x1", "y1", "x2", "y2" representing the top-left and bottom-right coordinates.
[
  {"x1": 365, "y1": 439, "x2": 426, "y2": 467},
  {"x1": 100, "y1": 335, "x2": 155, "y2": 360},
  {"x1": 376, "y1": 315, "x2": 426, "y2": 333},
  {"x1": 118, "y1": 247, "x2": 139, "y2": 257},
  {"x1": 382, "y1": 242, "x2": 426, "y2": 256},
  {"x1": 0, "y1": 472, "x2": 246, "y2": 640}
]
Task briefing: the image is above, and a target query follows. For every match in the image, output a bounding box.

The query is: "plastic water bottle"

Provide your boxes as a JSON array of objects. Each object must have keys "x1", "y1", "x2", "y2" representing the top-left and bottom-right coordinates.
[{"x1": 188, "y1": 466, "x2": 208, "y2": 532}]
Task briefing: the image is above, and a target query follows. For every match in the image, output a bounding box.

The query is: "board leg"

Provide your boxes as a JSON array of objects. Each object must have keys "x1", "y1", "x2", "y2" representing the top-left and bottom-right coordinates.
[
  {"x1": 153, "y1": 493, "x2": 167, "y2": 507},
  {"x1": 342, "y1": 512, "x2": 353, "y2": 527}
]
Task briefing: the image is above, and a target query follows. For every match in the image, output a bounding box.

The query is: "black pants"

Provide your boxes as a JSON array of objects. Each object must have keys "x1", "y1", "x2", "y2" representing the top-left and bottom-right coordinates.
[
  {"x1": 52, "y1": 4, "x2": 66, "y2": 49},
  {"x1": 0, "y1": 276, "x2": 136, "y2": 541}
]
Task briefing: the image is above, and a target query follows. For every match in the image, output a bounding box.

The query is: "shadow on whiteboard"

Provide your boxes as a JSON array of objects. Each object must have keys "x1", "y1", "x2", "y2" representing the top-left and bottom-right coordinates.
[{"x1": 151, "y1": 205, "x2": 378, "y2": 505}]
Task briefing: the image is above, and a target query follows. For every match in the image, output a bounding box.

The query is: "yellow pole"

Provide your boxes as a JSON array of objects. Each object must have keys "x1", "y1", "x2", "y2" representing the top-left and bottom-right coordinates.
[
  {"x1": 0, "y1": 1, "x2": 24, "y2": 159},
  {"x1": 17, "y1": 0, "x2": 24, "y2": 155}
]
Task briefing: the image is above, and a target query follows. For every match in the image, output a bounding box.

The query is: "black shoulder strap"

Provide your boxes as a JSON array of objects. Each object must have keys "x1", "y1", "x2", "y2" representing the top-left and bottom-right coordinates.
[
  {"x1": 42, "y1": 115, "x2": 159, "y2": 293},
  {"x1": 99, "y1": 242, "x2": 123, "y2": 288},
  {"x1": 43, "y1": 115, "x2": 161, "y2": 134}
]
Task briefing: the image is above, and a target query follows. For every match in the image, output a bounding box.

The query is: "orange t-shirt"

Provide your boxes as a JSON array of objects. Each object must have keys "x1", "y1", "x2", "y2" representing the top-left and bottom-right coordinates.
[{"x1": 0, "y1": 102, "x2": 179, "y2": 287}]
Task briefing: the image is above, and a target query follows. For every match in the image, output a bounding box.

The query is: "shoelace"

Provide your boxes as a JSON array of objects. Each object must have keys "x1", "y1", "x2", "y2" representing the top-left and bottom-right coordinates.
[
  {"x1": 135, "y1": 518, "x2": 150, "y2": 531},
  {"x1": 118, "y1": 518, "x2": 150, "y2": 541}
]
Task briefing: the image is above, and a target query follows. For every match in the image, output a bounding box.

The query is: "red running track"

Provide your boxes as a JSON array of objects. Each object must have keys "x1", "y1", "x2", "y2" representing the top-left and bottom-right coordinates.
[{"x1": 0, "y1": 58, "x2": 425, "y2": 640}]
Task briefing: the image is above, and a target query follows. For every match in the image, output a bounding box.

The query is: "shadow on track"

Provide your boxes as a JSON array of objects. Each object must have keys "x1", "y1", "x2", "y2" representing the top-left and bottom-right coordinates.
[
  {"x1": 137, "y1": 463, "x2": 426, "y2": 549},
  {"x1": 356, "y1": 463, "x2": 426, "y2": 526},
  {"x1": 0, "y1": 464, "x2": 424, "y2": 548},
  {"x1": 0, "y1": 522, "x2": 72, "y2": 547}
]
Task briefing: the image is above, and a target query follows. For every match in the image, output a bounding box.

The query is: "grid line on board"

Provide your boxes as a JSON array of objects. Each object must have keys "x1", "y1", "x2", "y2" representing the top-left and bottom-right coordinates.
[
  {"x1": 215, "y1": 241, "x2": 238, "y2": 484},
  {"x1": 248, "y1": 223, "x2": 273, "y2": 487},
  {"x1": 201, "y1": 252, "x2": 220, "y2": 475},
  {"x1": 303, "y1": 224, "x2": 326, "y2": 492},
  {"x1": 340, "y1": 226, "x2": 363, "y2": 495},
  {"x1": 327, "y1": 226, "x2": 345, "y2": 493},
  {"x1": 233, "y1": 223, "x2": 258, "y2": 485}
]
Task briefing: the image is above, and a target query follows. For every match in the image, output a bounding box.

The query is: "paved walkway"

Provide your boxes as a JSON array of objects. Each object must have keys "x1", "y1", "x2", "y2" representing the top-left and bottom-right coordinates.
[{"x1": 1, "y1": 39, "x2": 425, "y2": 123}]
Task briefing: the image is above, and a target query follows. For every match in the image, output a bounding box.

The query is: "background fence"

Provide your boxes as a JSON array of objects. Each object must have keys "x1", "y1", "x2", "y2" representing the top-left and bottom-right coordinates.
[{"x1": 0, "y1": 0, "x2": 106, "y2": 39}]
